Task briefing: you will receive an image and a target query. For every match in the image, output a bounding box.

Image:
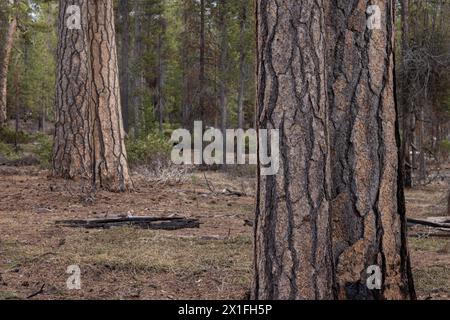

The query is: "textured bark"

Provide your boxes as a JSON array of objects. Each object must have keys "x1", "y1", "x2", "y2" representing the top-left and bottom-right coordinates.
[
  {"x1": 87, "y1": 0, "x2": 133, "y2": 192},
  {"x1": 0, "y1": 6, "x2": 17, "y2": 126},
  {"x1": 253, "y1": 0, "x2": 334, "y2": 300},
  {"x1": 325, "y1": 0, "x2": 415, "y2": 299},
  {"x1": 53, "y1": 0, "x2": 133, "y2": 192},
  {"x1": 53, "y1": 0, "x2": 93, "y2": 179}
]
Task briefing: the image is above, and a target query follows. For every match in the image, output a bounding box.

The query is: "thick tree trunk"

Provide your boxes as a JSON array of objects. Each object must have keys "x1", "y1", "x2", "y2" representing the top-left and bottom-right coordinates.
[
  {"x1": 53, "y1": 0, "x2": 133, "y2": 192},
  {"x1": 0, "y1": 7, "x2": 17, "y2": 126},
  {"x1": 253, "y1": 0, "x2": 334, "y2": 300},
  {"x1": 53, "y1": 0, "x2": 93, "y2": 179},
  {"x1": 325, "y1": 0, "x2": 415, "y2": 299},
  {"x1": 118, "y1": 0, "x2": 130, "y2": 133},
  {"x1": 87, "y1": 0, "x2": 133, "y2": 192},
  {"x1": 237, "y1": 2, "x2": 247, "y2": 129}
]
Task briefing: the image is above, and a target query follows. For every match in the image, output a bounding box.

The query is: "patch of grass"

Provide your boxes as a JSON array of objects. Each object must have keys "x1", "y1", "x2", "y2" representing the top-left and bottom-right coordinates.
[
  {"x1": 59, "y1": 228, "x2": 252, "y2": 277},
  {"x1": 409, "y1": 238, "x2": 450, "y2": 252},
  {"x1": 0, "y1": 291, "x2": 20, "y2": 300},
  {"x1": 413, "y1": 266, "x2": 450, "y2": 295}
]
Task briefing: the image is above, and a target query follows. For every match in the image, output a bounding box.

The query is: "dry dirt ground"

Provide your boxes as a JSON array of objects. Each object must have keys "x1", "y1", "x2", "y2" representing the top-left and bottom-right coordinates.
[{"x1": 0, "y1": 165, "x2": 449, "y2": 300}]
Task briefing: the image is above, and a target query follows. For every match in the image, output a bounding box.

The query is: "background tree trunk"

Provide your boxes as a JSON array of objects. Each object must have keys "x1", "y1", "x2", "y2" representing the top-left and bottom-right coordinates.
[
  {"x1": 87, "y1": 0, "x2": 133, "y2": 192},
  {"x1": 199, "y1": 0, "x2": 206, "y2": 124},
  {"x1": 400, "y1": 0, "x2": 413, "y2": 188},
  {"x1": 253, "y1": 0, "x2": 334, "y2": 300},
  {"x1": 325, "y1": 0, "x2": 415, "y2": 299},
  {"x1": 218, "y1": 0, "x2": 228, "y2": 163},
  {"x1": 118, "y1": 0, "x2": 130, "y2": 133},
  {"x1": 237, "y1": 2, "x2": 247, "y2": 129},
  {"x1": 53, "y1": 0, "x2": 93, "y2": 179},
  {"x1": 0, "y1": 6, "x2": 17, "y2": 126}
]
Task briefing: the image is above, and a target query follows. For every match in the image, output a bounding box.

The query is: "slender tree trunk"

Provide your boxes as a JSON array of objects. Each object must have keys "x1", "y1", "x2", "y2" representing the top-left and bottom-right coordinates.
[
  {"x1": 237, "y1": 2, "x2": 247, "y2": 129},
  {"x1": 87, "y1": 0, "x2": 133, "y2": 192},
  {"x1": 132, "y1": 0, "x2": 143, "y2": 137},
  {"x1": 0, "y1": 7, "x2": 17, "y2": 126},
  {"x1": 325, "y1": 0, "x2": 415, "y2": 299},
  {"x1": 181, "y1": 2, "x2": 191, "y2": 129},
  {"x1": 218, "y1": 0, "x2": 228, "y2": 163},
  {"x1": 118, "y1": 0, "x2": 130, "y2": 133},
  {"x1": 418, "y1": 105, "x2": 426, "y2": 181},
  {"x1": 199, "y1": 0, "x2": 206, "y2": 124},
  {"x1": 253, "y1": 0, "x2": 334, "y2": 300},
  {"x1": 400, "y1": 0, "x2": 413, "y2": 188},
  {"x1": 157, "y1": 20, "x2": 166, "y2": 133},
  {"x1": 53, "y1": 0, "x2": 93, "y2": 179}
]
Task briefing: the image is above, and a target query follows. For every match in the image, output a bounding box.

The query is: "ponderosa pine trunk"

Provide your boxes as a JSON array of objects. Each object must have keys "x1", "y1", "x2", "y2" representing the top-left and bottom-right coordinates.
[
  {"x1": 0, "y1": 4, "x2": 17, "y2": 126},
  {"x1": 87, "y1": 0, "x2": 133, "y2": 192},
  {"x1": 325, "y1": 0, "x2": 415, "y2": 299},
  {"x1": 53, "y1": 0, "x2": 133, "y2": 192},
  {"x1": 253, "y1": 0, "x2": 334, "y2": 300},
  {"x1": 53, "y1": 0, "x2": 92, "y2": 179}
]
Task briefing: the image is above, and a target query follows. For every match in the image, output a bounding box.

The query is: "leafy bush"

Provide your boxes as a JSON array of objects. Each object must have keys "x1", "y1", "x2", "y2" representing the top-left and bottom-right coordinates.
[
  {"x1": 439, "y1": 139, "x2": 450, "y2": 159},
  {"x1": 32, "y1": 133, "x2": 53, "y2": 169},
  {"x1": 126, "y1": 132, "x2": 172, "y2": 167},
  {"x1": 0, "y1": 142, "x2": 20, "y2": 161},
  {"x1": 0, "y1": 126, "x2": 31, "y2": 144}
]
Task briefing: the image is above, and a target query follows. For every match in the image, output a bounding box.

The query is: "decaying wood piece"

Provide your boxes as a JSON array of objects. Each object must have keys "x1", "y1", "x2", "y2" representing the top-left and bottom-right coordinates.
[
  {"x1": 407, "y1": 217, "x2": 450, "y2": 229},
  {"x1": 56, "y1": 216, "x2": 201, "y2": 230}
]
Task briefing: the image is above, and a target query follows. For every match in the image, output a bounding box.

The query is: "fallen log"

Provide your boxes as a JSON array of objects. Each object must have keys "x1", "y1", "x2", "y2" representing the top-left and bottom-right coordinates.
[
  {"x1": 55, "y1": 216, "x2": 201, "y2": 230},
  {"x1": 407, "y1": 217, "x2": 450, "y2": 229}
]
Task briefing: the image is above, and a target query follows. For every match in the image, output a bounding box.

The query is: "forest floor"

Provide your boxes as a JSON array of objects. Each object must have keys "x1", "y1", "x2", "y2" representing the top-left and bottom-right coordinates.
[{"x1": 0, "y1": 165, "x2": 449, "y2": 300}]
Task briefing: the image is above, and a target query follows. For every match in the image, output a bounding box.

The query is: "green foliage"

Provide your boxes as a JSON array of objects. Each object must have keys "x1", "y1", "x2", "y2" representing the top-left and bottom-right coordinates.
[
  {"x1": 30, "y1": 133, "x2": 53, "y2": 169},
  {"x1": 0, "y1": 126, "x2": 30, "y2": 144},
  {"x1": 126, "y1": 132, "x2": 172, "y2": 167},
  {"x1": 439, "y1": 139, "x2": 450, "y2": 158},
  {"x1": 0, "y1": 142, "x2": 19, "y2": 161}
]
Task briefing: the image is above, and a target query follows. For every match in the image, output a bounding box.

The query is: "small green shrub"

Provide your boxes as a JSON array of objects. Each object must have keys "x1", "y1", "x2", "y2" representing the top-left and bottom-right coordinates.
[
  {"x1": 439, "y1": 139, "x2": 450, "y2": 159},
  {"x1": 0, "y1": 126, "x2": 31, "y2": 144},
  {"x1": 0, "y1": 142, "x2": 20, "y2": 161},
  {"x1": 32, "y1": 134, "x2": 53, "y2": 169},
  {"x1": 126, "y1": 132, "x2": 172, "y2": 167}
]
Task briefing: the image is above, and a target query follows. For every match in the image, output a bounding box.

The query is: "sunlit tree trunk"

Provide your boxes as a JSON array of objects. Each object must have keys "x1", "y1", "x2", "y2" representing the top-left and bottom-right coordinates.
[
  {"x1": 87, "y1": 0, "x2": 133, "y2": 192},
  {"x1": 53, "y1": 0, "x2": 133, "y2": 192}
]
